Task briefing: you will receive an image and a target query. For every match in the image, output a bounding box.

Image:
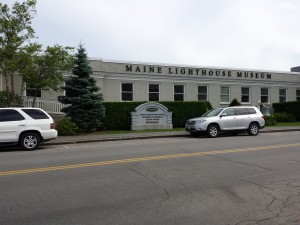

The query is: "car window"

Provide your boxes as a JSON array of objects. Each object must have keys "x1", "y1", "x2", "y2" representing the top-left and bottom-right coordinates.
[
  {"x1": 203, "y1": 108, "x2": 224, "y2": 117},
  {"x1": 222, "y1": 109, "x2": 235, "y2": 116},
  {"x1": 247, "y1": 108, "x2": 257, "y2": 114},
  {"x1": 234, "y1": 108, "x2": 248, "y2": 115},
  {"x1": 259, "y1": 106, "x2": 270, "y2": 116},
  {"x1": 21, "y1": 109, "x2": 49, "y2": 119},
  {"x1": 0, "y1": 109, "x2": 25, "y2": 122}
]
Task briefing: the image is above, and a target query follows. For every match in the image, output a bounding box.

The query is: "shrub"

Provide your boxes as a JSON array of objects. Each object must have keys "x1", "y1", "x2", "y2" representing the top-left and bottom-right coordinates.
[
  {"x1": 273, "y1": 101, "x2": 300, "y2": 121},
  {"x1": 206, "y1": 101, "x2": 213, "y2": 110},
  {"x1": 229, "y1": 98, "x2": 241, "y2": 106},
  {"x1": 264, "y1": 116, "x2": 277, "y2": 126},
  {"x1": 273, "y1": 112, "x2": 296, "y2": 122},
  {"x1": 56, "y1": 117, "x2": 79, "y2": 136},
  {"x1": 159, "y1": 101, "x2": 207, "y2": 127},
  {"x1": 0, "y1": 91, "x2": 23, "y2": 107}
]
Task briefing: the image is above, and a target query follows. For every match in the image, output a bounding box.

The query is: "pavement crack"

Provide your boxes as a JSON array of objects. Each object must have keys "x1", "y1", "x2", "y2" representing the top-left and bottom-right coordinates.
[
  {"x1": 122, "y1": 164, "x2": 170, "y2": 209},
  {"x1": 236, "y1": 179, "x2": 300, "y2": 225}
]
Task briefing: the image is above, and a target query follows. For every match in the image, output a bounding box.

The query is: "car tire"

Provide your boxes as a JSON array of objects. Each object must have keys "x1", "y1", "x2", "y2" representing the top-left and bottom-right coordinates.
[
  {"x1": 247, "y1": 123, "x2": 259, "y2": 136},
  {"x1": 207, "y1": 125, "x2": 219, "y2": 138},
  {"x1": 20, "y1": 132, "x2": 40, "y2": 150}
]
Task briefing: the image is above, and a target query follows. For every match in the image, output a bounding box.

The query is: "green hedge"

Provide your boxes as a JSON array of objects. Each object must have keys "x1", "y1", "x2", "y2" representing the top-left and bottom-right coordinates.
[
  {"x1": 102, "y1": 102, "x2": 145, "y2": 130},
  {"x1": 272, "y1": 101, "x2": 300, "y2": 121},
  {"x1": 102, "y1": 101, "x2": 208, "y2": 130}
]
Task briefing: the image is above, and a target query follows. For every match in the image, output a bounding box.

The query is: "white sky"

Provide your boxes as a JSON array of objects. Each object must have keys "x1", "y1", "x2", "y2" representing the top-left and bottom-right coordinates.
[{"x1": 3, "y1": 0, "x2": 300, "y2": 71}]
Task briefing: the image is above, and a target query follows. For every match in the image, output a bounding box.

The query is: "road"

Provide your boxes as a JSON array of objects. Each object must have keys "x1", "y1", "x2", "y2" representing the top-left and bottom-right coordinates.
[{"x1": 1, "y1": 132, "x2": 300, "y2": 225}]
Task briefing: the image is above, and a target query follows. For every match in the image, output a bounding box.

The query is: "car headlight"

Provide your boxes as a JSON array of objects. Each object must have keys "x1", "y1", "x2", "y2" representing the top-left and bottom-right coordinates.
[{"x1": 196, "y1": 119, "x2": 206, "y2": 123}]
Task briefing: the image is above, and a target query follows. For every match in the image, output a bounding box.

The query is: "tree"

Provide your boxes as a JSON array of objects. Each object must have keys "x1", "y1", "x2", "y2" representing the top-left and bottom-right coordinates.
[
  {"x1": 0, "y1": 0, "x2": 36, "y2": 101},
  {"x1": 20, "y1": 44, "x2": 74, "y2": 106},
  {"x1": 229, "y1": 98, "x2": 241, "y2": 106},
  {"x1": 58, "y1": 44, "x2": 105, "y2": 132}
]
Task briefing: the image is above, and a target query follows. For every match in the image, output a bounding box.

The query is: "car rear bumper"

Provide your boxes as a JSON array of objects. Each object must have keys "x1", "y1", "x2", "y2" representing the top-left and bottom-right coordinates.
[{"x1": 41, "y1": 130, "x2": 58, "y2": 141}]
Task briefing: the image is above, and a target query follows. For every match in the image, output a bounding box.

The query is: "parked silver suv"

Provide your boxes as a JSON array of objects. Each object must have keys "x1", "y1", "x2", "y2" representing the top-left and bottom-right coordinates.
[
  {"x1": 185, "y1": 106, "x2": 265, "y2": 138},
  {"x1": 0, "y1": 108, "x2": 57, "y2": 150}
]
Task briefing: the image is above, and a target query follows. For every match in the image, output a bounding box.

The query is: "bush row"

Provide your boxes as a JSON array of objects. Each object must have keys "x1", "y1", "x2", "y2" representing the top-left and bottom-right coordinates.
[
  {"x1": 102, "y1": 101, "x2": 209, "y2": 130},
  {"x1": 264, "y1": 112, "x2": 297, "y2": 126},
  {"x1": 273, "y1": 101, "x2": 300, "y2": 121}
]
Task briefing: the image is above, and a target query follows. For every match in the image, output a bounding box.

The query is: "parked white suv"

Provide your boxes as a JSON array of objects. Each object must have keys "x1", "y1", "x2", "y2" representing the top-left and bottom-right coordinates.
[
  {"x1": 0, "y1": 108, "x2": 57, "y2": 150},
  {"x1": 185, "y1": 106, "x2": 265, "y2": 138}
]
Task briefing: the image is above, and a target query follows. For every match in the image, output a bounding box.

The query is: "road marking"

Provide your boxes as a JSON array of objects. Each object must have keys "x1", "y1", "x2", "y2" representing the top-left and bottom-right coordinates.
[{"x1": 1, "y1": 143, "x2": 300, "y2": 177}]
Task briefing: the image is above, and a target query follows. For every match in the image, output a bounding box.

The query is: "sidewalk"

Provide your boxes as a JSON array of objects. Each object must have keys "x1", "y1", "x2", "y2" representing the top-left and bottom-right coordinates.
[{"x1": 44, "y1": 126, "x2": 300, "y2": 146}]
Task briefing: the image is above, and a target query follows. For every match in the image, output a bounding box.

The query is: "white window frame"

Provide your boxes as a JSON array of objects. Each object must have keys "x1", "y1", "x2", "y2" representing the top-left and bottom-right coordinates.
[
  {"x1": 24, "y1": 83, "x2": 42, "y2": 98},
  {"x1": 121, "y1": 83, "x2": 134, "y2": 101},
  {"x1": 148, "y1": 84, "x2": 160, "y2": 101},
  {"x1": 198, "y1": 85, "x2": 208, "y2": 101},
  {"x1": 173, "y1": 84, "x2": 185, "y2": 101},
  {"x1": 241, "y1": 87, "x2": 251, "y2": 104},
  {"x1": 279, "y1": 88, "x2": 287, "y2": 103},
  {"x1": 220, "y1": 86, "x2": 230, "y2": 104},
  {"x1": 261, "y1": 87, "x2": 269, "y2": 104}
]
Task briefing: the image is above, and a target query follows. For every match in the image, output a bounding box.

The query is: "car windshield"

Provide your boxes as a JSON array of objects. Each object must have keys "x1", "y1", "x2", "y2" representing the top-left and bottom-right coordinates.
[{"x1": 202, "y1": 108, "x2": 224, "y2": 117}]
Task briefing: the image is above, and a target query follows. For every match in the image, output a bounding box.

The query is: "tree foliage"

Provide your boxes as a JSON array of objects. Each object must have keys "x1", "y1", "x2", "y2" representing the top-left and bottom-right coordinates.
[
  {"x1": 229, "y1": 98, "x2": 241, "y2": 107},
  {"x1": 20, "y1": 44, "x2": 74, "y2": 106},
  {"x1": 58, "y1": 44, "x2": 105, "y2": 132},
  {"x1": 0, "y1": 0, "x2": 36, "y2": 98}
]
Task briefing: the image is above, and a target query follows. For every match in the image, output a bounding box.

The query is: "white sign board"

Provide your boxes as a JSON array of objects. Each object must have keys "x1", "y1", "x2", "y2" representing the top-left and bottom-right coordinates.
[{"x1": 131, "y1": 103, "x2": 173, "y2": 130}]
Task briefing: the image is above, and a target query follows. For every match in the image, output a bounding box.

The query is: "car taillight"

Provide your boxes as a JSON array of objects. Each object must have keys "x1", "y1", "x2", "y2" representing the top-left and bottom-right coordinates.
[
  {"x1": 262, "y1": 116, "x2": 265, "y2": 119},
  {"x1": 50, "y1": 122, "x2": 55, "y2": 129}
]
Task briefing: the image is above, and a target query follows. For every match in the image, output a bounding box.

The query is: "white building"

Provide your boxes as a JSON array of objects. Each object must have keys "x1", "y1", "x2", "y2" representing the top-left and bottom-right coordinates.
[{"x1": 3, "y1": 59, "x2": 300, "y2": 113}]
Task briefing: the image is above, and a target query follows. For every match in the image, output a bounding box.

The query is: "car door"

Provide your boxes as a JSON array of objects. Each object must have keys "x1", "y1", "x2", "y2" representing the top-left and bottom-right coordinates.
[
  {"x1": 219, "y1": 108, "x2": 238, "y2": 130},
  {"x1": 234, "y1": 108, "x2": 251, "y2": 129},
  {"x1": 0, "y1": 109, "x2": 26, "y2": 142}
]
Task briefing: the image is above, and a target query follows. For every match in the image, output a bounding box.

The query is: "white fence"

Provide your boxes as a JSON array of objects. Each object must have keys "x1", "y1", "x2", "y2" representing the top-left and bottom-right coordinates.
[{"x1": 22, "y1": 97, "x2": 66, "y2": 114}]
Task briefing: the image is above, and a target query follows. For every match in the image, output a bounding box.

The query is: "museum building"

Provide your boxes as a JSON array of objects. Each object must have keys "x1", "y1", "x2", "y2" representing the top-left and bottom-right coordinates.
[
  {"x1": 4, "y1": 58, "x2": 300, "y2": 113},
  {"x1": 86, "y1": 59, "x2": 300, "y2": 111}
]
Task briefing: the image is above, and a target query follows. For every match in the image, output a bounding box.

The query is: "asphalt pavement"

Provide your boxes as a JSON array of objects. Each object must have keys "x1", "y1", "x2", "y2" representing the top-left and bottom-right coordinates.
[{"x1": 45, "y1": 126, "x2": 300, "y2": 146}]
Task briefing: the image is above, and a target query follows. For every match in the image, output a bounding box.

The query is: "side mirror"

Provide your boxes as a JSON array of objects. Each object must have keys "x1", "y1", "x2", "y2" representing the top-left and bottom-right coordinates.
[{"x1": 220, "y1": 113, "x2": 227, "y2": 117}]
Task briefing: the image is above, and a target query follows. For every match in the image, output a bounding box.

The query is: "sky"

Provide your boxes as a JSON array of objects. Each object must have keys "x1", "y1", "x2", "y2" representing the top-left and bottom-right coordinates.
[{"x1": 3, "y1": 0, "x2": 300, "y2": 71}]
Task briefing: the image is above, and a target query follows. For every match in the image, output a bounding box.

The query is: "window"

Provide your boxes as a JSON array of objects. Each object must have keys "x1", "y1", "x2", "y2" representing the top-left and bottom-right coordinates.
[
  {"x1": 198, "y1": 86, "x2": 208, "y2": 101},
  {"x1": 21, "y1": 109, "x2": 49, "y2": 120},
  {"x1": 234, "y1": 108, "x2": 248, "y2": 115},
  {"x1": 174, "y1": 85, "x2": 184, "y2": 101},
  {"x1": 297, "y1": 89, "x2": 300, "y2": 101},
  {"x1": 64, "y1": 80, "x2": 72, "y2": 97},
  {"x1": 279, "y1": 89, "x2": 287, "y2": 102},
  {"x1": 0, "y1": 109, "x2": 25, "y2": 122},
  {"x1": 220, "y1": 86, "x2": 230, "y2": 103},
  {"x1": 247, "y1": 108, "x2": 256, "y2": 114},
  {"x1": 149, "y1": 84, "x2": 159, "y2": 101},
  {"x1": 26, "y1": 88, "x2": 41, "y2": 97},
  {"x1": 261, "y1": 88, "x2": 269, "y2": 104},
  {"x1": 241, "y1": 87, "x2": 250, "y2": 103},
  {"x1": 121, "y1": 83, "x2": 133, "y2": 101},
  {"x1": 222, "y1": 108, "x2": 234, "y2": 116}
]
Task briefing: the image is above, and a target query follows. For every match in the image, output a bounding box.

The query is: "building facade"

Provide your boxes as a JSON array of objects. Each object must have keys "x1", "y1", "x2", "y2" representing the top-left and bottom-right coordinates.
[{"x1": 2, "y1": 58, "x2": 300, "y2": 113}]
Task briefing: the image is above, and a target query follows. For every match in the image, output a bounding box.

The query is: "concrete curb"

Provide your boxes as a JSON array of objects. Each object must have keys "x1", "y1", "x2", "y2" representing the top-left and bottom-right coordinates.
[{"x1": 43, "y1": 128, "x2": 300, "y2": 146}]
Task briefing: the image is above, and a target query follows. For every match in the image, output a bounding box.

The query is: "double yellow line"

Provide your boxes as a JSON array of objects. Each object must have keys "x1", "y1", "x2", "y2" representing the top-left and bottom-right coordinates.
[{"x1": 1, "y1": 143, "x2": 299, "y2": 177}]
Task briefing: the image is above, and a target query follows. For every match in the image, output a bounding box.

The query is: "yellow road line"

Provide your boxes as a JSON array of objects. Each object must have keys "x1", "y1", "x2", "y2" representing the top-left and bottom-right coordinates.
[{"x1": 0, "y1": 143, "x2": 299, "y2": 176}]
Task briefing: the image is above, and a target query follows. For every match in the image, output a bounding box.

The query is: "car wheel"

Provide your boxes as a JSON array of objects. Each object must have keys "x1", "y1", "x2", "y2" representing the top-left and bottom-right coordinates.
[
  {"x1": 20, "y1": 132, "x2": 40, "y2": 150},
  {"x1": 207, "y1": 125, "x2": 219, "y2": 138},
  {"x1": 248, "y1": 123, "x2": 259, "y2": 136}
]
